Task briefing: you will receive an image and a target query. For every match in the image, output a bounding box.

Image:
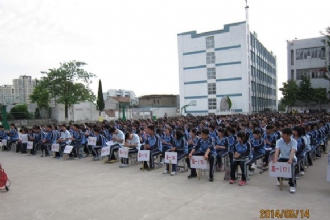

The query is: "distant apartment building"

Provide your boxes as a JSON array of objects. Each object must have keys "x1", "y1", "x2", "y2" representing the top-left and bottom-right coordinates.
[
  {"x1": 0, "y1": 85, "x2": 15, "y2": 105},
  {"x1": 287, "y1": 36, "x2": 330, "y2": 111},
  {"x1": 13, "y1": 75, "x2": 37, "y2": 104},
  {"x1": 103, "y1": 89, "x2": 138, "y2": 106}
]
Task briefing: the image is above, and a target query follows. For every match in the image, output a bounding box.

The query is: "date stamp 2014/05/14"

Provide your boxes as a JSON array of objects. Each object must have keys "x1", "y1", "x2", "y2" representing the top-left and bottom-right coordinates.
[{"x1": 260, "y1": 209, "x2": 310, "y2": 219}]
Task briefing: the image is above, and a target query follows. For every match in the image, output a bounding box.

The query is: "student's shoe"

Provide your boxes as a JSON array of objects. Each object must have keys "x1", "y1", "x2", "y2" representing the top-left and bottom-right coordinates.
[
  {"x1": 163, "y1": 170, "x2": 168, "y2": 174},
  {"x1": 290, "y1": 187, "x2": 296, "y2": 193},
  {"x1": 188, "y1": 173, "x2": 197, "y2": 179},
  {"x1": 119, "y1": 164, "x2": 128, "y2": 168},
  {"x1": 73, "y1": 157, "x2": 78, "y2": 160},
  {"x1": 28, "y1": 154, "x2": 32, "y2": 156},
  {"x1": 171, "y1": 172, "x2": 177, "y2": 176},
  {"x1": 209, "y1": 177, "x2": 214, "y2": 182},
  {"x1": 238, "y1": 180, "x2": 246, "y2": 186},
  {"x1": 5, "y1": 186, "x2": 9, "y2": 191},
  {"x1": 56, "y1": 157, "x2": 62, "y2": 160},
  {"x1": 300, "y1": 171, "x2": 305, "y2": 176},
  {"x1": 220, "y1": 165, "x2": 225, "y2": 171},
  {"x1": 140, "y1": 166, "x2": 149, "y2": 170},
  {"x1": 147, "y1": 167, "x2": 154, "y2": 171},
  {"x1": 251, "y1": 163, "x2": 257, "y2": 170},
  {"x1": 45, "y1": 154, "x2": 50, "y2": 157},
  {"x1": 109, "y1": 160, "x2": 117, "y2": 163},
  {"x1": 229, "y1": 180, "x2": 235, "y2": 184},
  {"x1": 40, "y1": 155, "x2": 44, "y2": 157},
  {"x1": 249, "y1": 170, "x2": 254, "y2": 176},
  {"x1": 276, "y1": 181, "x2": 280, "y2": 186}
]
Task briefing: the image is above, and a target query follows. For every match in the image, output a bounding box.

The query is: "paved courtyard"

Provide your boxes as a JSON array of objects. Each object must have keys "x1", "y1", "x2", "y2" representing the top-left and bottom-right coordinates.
[{"x1": 1, "y1": 151, "x2": 329, "y2": 220}]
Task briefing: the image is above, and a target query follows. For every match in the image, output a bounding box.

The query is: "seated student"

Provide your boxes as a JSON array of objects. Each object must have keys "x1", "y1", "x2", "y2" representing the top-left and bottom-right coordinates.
[
  {"x1": 250, "y1": 129, "x2": 266, "y2": 172},
  {"x1": 29, "y1": 126, "x2": 46, "y2": 156},
  {"x1": 185, "y1": 128, "x2": 199, "y2": 168},
  {"x1": 0, "y1": 125, "x2": 8, "y2": 142},
  {"x1": 106, "y1": 127, "x2": 125, "y2": 163},
  {"x1": 89, "y1": 128, "x2": 106, "y2": 160},
  {"x1": 69, "y1": 124, "x2": 84, "y2": 159},
  {"x1": 161, "y1": 127, "x2": 174, "y2": 161},
  {"x1": 6, "y1": 124, "x2": 19, "y2": 151},
  {"x1": 262, "y1": 125, "x2": 276, "y2": 169},
  {"x1": 292, "y1": 126, "x2": 305, "y2": 176},
  {"x1": 56, "y1": 124, "x2": 71, "y2": 159},
  {"x1": 140, "y1": 125, "x2": 161, "y2": 171},
  {"x1": 120, "y1": 131, "x2": 140, "y2": 168},
  {"x1": 40, "y1": 125, "x2": 57, "y2": 157},
  {"x1": 229, "y1": 132, "x2": 250, "y2": 186},
  {"x1": 227, "y1": 128, "x2": 237, "y2": 164},
  {"x1": 272, "y1": 128, "x2": 297, "y2": 194},
  {"x1": 16, "y1": 128, "x2": 29, "y2": 153},
  {"x1": 215, "y1": 128, "x2": 229, "y2": 171},
  {"x1": 163, "y1": 130, "x2": 188, "y2": 175},
  {"x1": 187, "y1": 129, "x2": 216, "y2": 182}
]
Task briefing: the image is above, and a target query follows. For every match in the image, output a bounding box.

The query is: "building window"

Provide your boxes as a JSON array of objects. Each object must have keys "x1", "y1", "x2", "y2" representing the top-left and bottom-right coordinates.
[
  {"x1": 207, "y1": 68, "x2": 216, "y2": 79},
  {"x1": 296, "y1": 47, "x2": 325, "y2": 60},
  {"x1": 208, "y1": 83, "x2": 216, "y2": 95},
  {"x1": 291, "y1": 70, "x2": 294, "y2": 80},
  {"x1": 208, "y1": 98, "x2": 216, "y2": 110},
  {"x1": 206, "y1": 52, "x2": 215, "y2": 64},
  {"x1": 291, "y1": 50, "x2": 294, "y2": 65},
  {"x1": 206, "y1": 36, "x2": 214, "y2": 49},
  {"x1": 157, "y1": 100, "x2": 159, "y2": 104}
]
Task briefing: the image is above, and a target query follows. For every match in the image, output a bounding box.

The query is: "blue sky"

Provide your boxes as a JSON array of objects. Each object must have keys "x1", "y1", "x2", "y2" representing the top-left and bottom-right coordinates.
[{"x1": 0, "y1": 0, "x2": 329, "y2": 97}]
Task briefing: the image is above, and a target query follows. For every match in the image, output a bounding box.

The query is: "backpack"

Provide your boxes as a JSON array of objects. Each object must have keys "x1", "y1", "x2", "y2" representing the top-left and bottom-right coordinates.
[{"x1": 0, "y1": 164, "x2": 9, "y2": 189}]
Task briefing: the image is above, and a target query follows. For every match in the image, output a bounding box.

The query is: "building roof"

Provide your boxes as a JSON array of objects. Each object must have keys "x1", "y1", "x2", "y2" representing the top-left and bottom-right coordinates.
[{"x1": 139, "y1": 94, "x2": 178, "y2": 99}]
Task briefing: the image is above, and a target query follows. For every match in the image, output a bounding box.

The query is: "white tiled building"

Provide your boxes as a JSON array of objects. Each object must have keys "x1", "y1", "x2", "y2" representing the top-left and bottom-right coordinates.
[
  {"x1": 103, "y1": 89, "x2": 138, "y2": 106},
  {"x1": 13, "y1": 75, "x2": 37, "y2": 104},
  {"x1": 177, "y1": 21, "x2": 277, "y2": 115},
  {"x1": 0, "y1": 85, "x2": 15, "y2": 105}
]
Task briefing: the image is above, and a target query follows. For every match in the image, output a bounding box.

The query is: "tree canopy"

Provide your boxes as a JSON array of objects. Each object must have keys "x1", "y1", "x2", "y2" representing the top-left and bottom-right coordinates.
[{"x1": 30, "y1": 60, "x2": 96, "y2": 121}]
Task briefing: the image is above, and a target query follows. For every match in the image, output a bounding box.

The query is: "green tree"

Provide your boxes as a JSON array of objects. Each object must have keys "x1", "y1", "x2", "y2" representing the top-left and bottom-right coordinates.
[
  {"x1": 279, "y1": 80, "x2": 299, "y2": 112},
  {"x1": 10, "y1": 104, "x2": 29, "y2": 119},
  {"x1": 35, "y1": 108, "x2": 41, "y2": 119},
  {"x1": 30, "y1": 80, "x2": 50, "y2": 109},
  {"x1": 96, "y1": 79, "x2": 105, "y2": 116},
  {"x1": 32, "y1": 61, "x2": 96, "y2": 121},
  {"x1": 278, "y1": 98, "x2": 286, "y2": 112},
  {"x1": 227, "y1": 96, "x2": 232, "y2": 110},
  {"x1": 298, "y1": 75, "x2": 313, "y2": 108},
  {"x1": 312, "y1": 88, "x2": 329, "y2": 111}
]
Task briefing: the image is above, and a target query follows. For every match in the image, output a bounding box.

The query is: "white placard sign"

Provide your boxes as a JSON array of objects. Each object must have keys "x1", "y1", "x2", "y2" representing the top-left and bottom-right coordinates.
[
  {"x1": 51, "y1": 144, "x2": 60, "y2": 152},
  {"x1": 190, "y1": 156, "x2": 207, "y2": 169},
  {"x1": 27, "y1": 141, "x2": 33, "y2": 150},
  {"x1": 88, "y1": 137, "x2": 97, "y2": 146},
  {"x1": 138, "y1": 150, "x2": 150, "y2": 161},
  {"x1": 21, "y1": 134, "x2": 28, "y2": 143},
  {"x1": 269, "y1": 162, "x2": 292, "y2": 178},
  {"x1": 164, "y1": 152, "x2": 178, "y2": 164},
  {"x1": 2, "y1": 139, "x2": 7, "y2": 146},
  {"x1": 119, "y1": 147, "x2": 129, "y2": 158},
  {"x1": 327, "y1": 152, "x2": 330, "y2": 182},
  {"x1": 101, "y1": 146, "x2": 110, "y2": 157},
  {"x1": 63, "y1": 145, "x2": 73, "y2": 154}
]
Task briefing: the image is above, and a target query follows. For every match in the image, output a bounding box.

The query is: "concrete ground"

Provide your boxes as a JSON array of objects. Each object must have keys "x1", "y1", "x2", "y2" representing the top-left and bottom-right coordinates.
[{"x1": 0, "y1": 151, "x2": 329, "y2": 220}]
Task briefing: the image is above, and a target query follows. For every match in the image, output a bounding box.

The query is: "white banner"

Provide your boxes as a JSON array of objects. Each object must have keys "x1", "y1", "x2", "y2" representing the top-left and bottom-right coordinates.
[
  {"x1": 51, "y1": 144, "x2": 60, "y2": 152},
  {"x1": 118, "y1": 147, "x2": 129, "y2": 158},
  {"x1": 190, "y1": 156, "x2": 207, "y2": 169},
  {"x1": 106, "y1": 141, "x2": 114, "y2": 146},
  {"x1": 327, "y1": 152, "x2": 330, "y2": 182},
  {"x1": 164, "y1": 152, "x2": 177, "y2": 164},
  {"x1": 63, "y1": 145, "x2": 73, "y2": 154},
  {"x1": 21, "y1": 134, "x2": 28, "y2": 143},
  {"x1": 269, "y1": 162, "x2": 292, "y2": 178},
  {"x1": 27, "y1": 141, "x2": 33, "y2": 150},
  {"x1": 88, "y1": 137, "x2": 97, "y2": 146},
  {"x1": 101, "y1": 146, "x2": 110, "y2": 157},
  {"x1": 138, "y1": 150, "x2": 150, "y2": 161}
]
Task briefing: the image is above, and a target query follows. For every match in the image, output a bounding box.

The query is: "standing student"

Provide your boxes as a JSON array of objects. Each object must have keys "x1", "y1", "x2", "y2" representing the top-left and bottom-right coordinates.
[
  {"x1": 229, "y1": 132, "x2": 250, "y2": 186},
  {"x1": 187, "y1": 129, "x2": 216, "y2": 182},
  {"x1": 272, "y1": 128, "x2": 297, "y2": 194}
]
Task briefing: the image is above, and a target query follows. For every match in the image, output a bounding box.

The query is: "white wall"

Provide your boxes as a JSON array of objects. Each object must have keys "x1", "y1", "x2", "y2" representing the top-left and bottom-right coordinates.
[{"x1": 51, "y1": 102, "x2": 98, "y2": 122}]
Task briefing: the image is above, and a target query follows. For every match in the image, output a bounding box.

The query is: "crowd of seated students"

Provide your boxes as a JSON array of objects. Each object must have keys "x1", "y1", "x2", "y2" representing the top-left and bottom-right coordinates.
[{"x1": 0, "y1": 112, "x2": 329, "y2": 193}]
